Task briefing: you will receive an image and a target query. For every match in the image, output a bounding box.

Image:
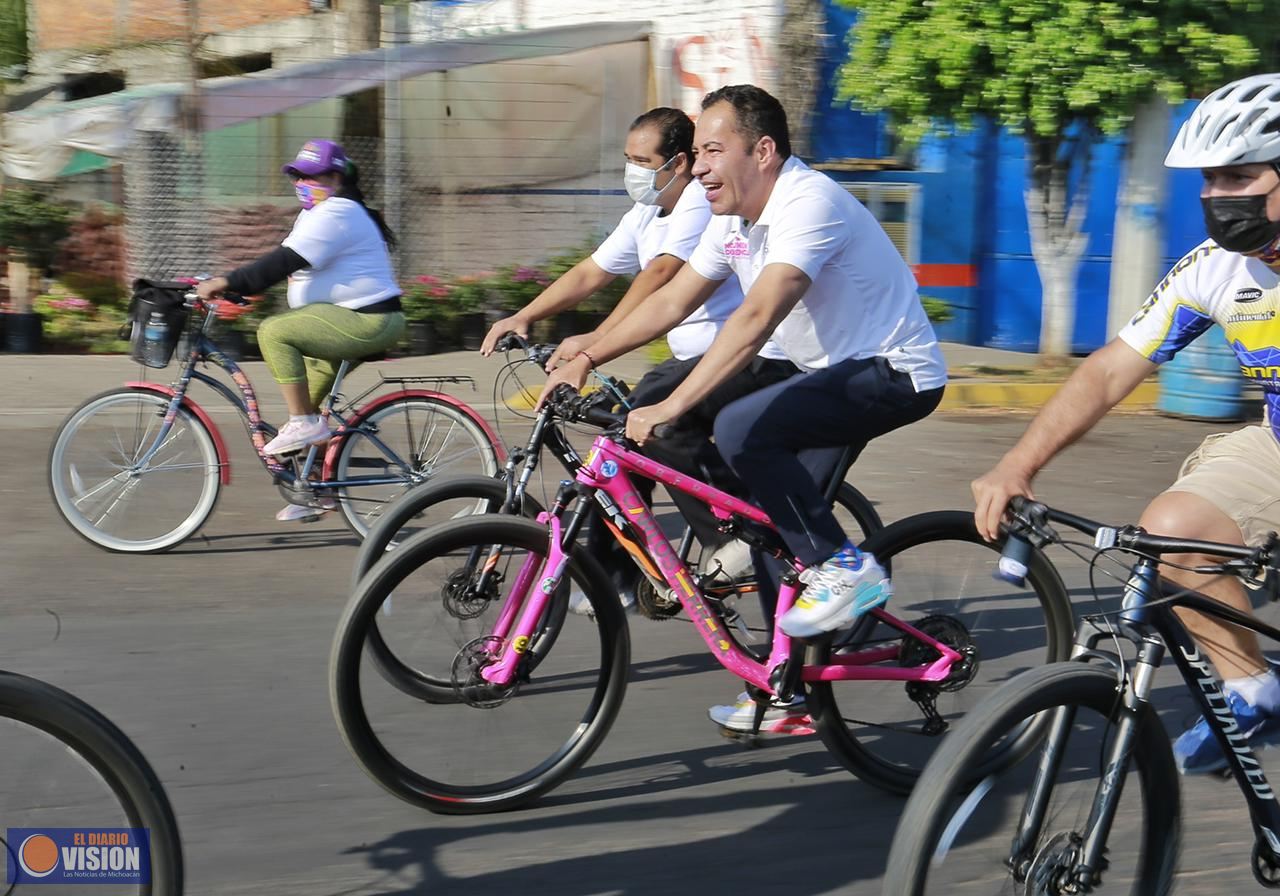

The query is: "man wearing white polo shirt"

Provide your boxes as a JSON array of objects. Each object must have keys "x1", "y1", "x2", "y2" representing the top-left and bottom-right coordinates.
[
  {"x1": 541, "y1": 84, "x2": 947, "y2": 729},
  {"x1": 487, "y1": 106, "x2": 797, "y2": 611}
]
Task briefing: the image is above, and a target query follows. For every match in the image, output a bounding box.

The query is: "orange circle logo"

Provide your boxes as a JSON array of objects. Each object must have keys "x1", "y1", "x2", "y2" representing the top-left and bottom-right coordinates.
[{"x1": 19, "y1": 834, "x2": 58, "y2": 877}]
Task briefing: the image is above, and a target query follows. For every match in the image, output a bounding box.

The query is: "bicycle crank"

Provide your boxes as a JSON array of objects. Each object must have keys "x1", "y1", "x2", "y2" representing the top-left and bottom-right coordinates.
[{"x1": 450, "y1": 636, "x2": 518, "y2": 708}]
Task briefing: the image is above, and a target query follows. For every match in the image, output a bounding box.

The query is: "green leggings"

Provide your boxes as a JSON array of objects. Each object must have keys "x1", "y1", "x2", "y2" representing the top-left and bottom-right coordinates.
[{"x1": 258, "y1": 304, "x2": 406, "y2": 407}]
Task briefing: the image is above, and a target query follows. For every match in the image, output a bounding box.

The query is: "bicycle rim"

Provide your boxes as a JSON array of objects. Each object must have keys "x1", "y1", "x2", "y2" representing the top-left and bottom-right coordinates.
[
  {"x1": 808, "y1": 510, "x2": 1073, "y2": 794},
  {"x1": 48, "y1": 389, "x2": 220, "y2": 553},
  {"x1": 331, "y1": 515, "x2": 629, "y2": 813},
  {"x1": 335, "y1": 397, "x2": 500, "y2": 539},
  {"x1": 885, "y1": 663, "x2": 1178, "y2": 896},
  {"x1": 0, "y1": 671, "x2": 184, "y2": 895}
]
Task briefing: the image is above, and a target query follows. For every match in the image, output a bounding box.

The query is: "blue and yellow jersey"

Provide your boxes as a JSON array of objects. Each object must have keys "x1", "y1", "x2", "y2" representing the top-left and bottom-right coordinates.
[{"x1": 1119, "y1": 239, "x2": 1280, "y2": 438}]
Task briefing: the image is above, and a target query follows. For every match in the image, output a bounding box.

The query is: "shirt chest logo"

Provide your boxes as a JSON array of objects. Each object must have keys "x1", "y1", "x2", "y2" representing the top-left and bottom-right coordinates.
[
  {"x1": 1236, "y1": 287, "x2": 1265, "y2": 303},
  {"x1": 724, "y1": 235, "x2": 750, "y2": 258}
]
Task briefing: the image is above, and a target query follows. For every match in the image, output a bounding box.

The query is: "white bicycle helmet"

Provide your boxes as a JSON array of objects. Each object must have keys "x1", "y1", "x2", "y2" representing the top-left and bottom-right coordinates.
[{"x1": 1165, "y1": 73, "x2": 1280, "y2": 168}]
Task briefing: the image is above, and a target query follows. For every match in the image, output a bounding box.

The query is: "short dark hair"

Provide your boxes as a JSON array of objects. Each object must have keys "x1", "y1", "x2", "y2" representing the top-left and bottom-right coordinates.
[
  {"x1": 628, "y1": 107, "x2": 694, "y2": 163},
  {"x1": 700, "y1": 85, "x2": 792, "y2": 160}
]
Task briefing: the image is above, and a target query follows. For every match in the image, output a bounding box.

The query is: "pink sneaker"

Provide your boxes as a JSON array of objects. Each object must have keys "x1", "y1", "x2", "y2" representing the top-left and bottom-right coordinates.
[{"x1": 263, "y1": 417, "x2": 332, "y2": 456}]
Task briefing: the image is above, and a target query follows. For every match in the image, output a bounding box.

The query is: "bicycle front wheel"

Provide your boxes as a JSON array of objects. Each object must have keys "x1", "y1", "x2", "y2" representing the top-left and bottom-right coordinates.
[
  {"x1": 49, "y1": 388, "x2": 221, "y2": 553},
  {"x1": 0, "y1": 671, "x2": 183, "y2": 895},
  {"x1": 807, "y1": 510, "x2": 1074, "y2": 794},
  {"x1": 331, "y1": 515, "x2": 630, "y2": 814},
  {"x1": 350, "y1": 476, "x2": 556, "y2": 702},
  {"x1": 884, "y1": 663, "x2": 1178, "y2": 896},
  {"x1": 334, "y1": 396, "x2": 500, "y2": 539}
]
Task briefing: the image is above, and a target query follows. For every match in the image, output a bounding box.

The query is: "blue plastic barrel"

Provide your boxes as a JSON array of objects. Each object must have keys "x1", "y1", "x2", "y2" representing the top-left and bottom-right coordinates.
[{"x1": 1157, "y1": 326, "x2": 1245, "y2": 421}]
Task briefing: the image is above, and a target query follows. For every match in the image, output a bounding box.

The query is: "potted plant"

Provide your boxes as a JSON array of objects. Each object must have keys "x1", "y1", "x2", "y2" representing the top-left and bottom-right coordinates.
[
  {"x1": 403, "y1": 275, "x2": 455, "y2": 354},
  {"x1": 0, "y1": 187, "x2": 73, "y2": 352}
]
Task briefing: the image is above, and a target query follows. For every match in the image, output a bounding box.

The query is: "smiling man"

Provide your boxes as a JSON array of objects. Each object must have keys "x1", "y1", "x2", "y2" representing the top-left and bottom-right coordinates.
[
  {"x1": 541, "y1": 84, "x2": 947, "y2": 733},
  {"x1": 971, "y1": 72, "x2": 1280, "y2": 774}
]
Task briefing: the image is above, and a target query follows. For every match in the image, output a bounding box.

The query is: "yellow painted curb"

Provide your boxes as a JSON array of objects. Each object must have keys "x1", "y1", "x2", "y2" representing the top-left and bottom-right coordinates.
[
  {"x1": 938, "y1": 380, "x2": 1159, "y2": 410},
  {"x1": 504, "y1": 383, "x2": 631, "y2": 411}
]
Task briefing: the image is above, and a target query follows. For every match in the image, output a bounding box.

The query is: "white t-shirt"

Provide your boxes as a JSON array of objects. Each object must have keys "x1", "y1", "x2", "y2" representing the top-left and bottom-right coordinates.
[
  {"x1": 591, "y1": 182, "x2": 787, "y2": 361},
  {"x1": 282, "y1": 197, "x2": 400, "y2": 310},
  {"x1": 688, "y1": 157, "x2": 947, "y2": 391}
]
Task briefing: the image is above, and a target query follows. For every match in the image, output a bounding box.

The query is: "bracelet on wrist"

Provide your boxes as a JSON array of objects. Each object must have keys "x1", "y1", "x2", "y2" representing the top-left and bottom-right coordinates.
[{"x1": 580, "y1": 350, "x2": 598, "y2": 370}]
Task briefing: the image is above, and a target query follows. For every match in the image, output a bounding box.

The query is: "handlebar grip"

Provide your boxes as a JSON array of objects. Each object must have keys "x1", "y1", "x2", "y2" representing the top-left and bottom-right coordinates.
[
  {"x1": 494, "y1": 332, "x2": 529, "y2": 353},
  {"x1": 651, "y1": 423, "x2": 676, "y2": 441},
  {"x1": 581, "y1": 403, "x2": 626, "y2": 429},
  {"x1": 222, "y1": 291, "x2": 250, "y2": 306}
]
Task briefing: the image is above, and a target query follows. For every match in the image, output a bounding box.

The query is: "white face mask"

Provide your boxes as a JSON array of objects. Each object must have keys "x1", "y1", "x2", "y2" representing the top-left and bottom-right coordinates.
[{"x1": 624, "y1": 155, "x2": 678, "y2": 205}]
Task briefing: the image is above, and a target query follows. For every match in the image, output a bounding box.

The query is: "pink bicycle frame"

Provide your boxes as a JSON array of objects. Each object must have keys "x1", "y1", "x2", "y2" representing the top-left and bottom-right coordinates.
[{"x1": 481, "y1": 434, "x2": 961, "y2": 691}]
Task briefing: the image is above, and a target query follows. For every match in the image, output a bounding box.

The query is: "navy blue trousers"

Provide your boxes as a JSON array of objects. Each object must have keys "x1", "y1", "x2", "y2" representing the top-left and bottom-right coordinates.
[{"x1": 714, "y1": 355, "x2": 943, "y2": 569}]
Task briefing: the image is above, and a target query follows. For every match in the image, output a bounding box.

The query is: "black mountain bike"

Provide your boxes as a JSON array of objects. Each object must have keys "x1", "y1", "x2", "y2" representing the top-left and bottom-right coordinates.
[{"x1": 885, "y1": 496, "x2": 1280, "y2": 895}]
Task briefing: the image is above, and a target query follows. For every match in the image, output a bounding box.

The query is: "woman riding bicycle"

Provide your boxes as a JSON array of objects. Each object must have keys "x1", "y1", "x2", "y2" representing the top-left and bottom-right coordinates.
[{"x1": 197, "y1": 139, "x2": 406, "y2": 521}]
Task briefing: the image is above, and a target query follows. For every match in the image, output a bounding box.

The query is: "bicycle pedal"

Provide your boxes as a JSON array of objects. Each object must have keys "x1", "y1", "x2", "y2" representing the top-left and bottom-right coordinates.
[{"x1": 718, "y1": 727, "x2": 762, "y2": 748}]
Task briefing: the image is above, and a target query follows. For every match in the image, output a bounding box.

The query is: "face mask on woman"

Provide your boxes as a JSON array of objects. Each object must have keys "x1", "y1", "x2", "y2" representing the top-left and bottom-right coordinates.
[
  {"x1": 294, "y1": 182, "x2": 332, "y2": 210},
  {"x1": 624, "y1": 155, "x2": 678, "y2": 206}
]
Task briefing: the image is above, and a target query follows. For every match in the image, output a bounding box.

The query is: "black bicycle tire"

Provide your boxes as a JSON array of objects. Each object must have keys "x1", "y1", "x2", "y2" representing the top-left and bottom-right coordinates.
[
  {"x1": 806, "y1": 509, "x2": 1075, "y2": 795},
  {"x1": 351, "y1": 476, "x2": 557, "y2": 702},
  {"x1": 330, "y1": 514, "x2": 630, "y2": 814},
  {"x1": 0, "y1": 671, "x2": 184, "y2": 895},
  {"x1": 884, "y1": 662, "x2": 1179, "y2": 895},
  {"x1": 350, "y1": 474, "x2": 544, "y2": 592},
  {"x1": 48, "y1": 387, "x2": 221, "y2": 554},
  {"x1": 332, "y1": 395, "x2": 502, "y2": 539}
]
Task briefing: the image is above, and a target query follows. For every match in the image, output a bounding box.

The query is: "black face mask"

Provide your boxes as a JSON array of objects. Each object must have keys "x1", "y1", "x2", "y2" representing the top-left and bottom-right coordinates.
[{"x1": 1201, "y1": 193, "x2": 1280, "y2": 253}]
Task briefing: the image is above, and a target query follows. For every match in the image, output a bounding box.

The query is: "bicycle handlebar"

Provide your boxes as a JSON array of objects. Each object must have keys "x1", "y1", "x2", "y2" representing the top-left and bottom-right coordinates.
[{"x1": 1006, "y1": 495, "x2": 1272, "y2": 565}]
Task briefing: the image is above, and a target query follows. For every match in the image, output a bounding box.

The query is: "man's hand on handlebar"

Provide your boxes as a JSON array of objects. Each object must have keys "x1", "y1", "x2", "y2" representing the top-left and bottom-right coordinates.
[
  {"x1": 971, "y1": 461, "x2": 1037, "y2": 543},
  {"x1": 625, "y1": 400, "x2": 676, "y2": 447},
  {"x1": 481, "y1": 314, "x2": 531, "y2": 357},
  {"x1": 535, "y1": 354, "x2": 592, "y2": 410},
  {"x1": 546, "y1": 331, "x2": 599, "y2": 372}
]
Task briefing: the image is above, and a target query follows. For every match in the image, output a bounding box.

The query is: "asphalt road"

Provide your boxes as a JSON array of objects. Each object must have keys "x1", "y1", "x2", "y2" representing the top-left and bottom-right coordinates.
[{"x1": 2, "y1": 361, "x2": 1276, "y2": 895}]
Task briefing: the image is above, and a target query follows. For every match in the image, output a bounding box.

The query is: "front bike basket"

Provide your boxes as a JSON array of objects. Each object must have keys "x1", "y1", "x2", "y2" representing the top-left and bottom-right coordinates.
[{"x1": 126, "y1": 279, "x2": 190, "y2": 368}]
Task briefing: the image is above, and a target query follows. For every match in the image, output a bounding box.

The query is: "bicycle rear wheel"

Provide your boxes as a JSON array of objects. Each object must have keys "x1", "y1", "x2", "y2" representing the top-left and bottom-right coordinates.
[
  {"x1": 806, "y1": 510, "x2": 1074, "y2": 794},
  {"x1": 49, "y1": 388, "x2": 220, "y2": 553},
  {"x1": 884, "y1": 663, "x2": 1178, "y2": 895},
  {"x1": 333, "y1": 396, "x2": 500, "y2": 539},
  {"x1": 0, "y1": 671, "x2": 183, "y2": 895},
  {"x1": 330, "y1": 515, "x2": 629, "y2": 814}
]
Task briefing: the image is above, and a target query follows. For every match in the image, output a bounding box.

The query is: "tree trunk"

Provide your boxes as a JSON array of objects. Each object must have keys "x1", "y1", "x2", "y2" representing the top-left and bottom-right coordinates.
[
  {"x1": 7, "y1": 250, "x2": 31, "y2": 311},
  {"x1": 339, "y1": 0, "x2": 382, "y2": 149},
  {"x1": 1107, "y1": 97, "x2": 1171, "y2": 339},
  {"x1": 1026, "y1": 137, "x2": 1089, "y2": 362},
  {"x1": 776, "y1": 0, "x2": 824, "y2": 158}
]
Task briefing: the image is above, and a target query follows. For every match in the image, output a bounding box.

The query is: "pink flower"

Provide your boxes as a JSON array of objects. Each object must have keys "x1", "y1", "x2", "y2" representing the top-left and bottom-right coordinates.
[{"x1": 430, "y1": 286, "x2": 450, "y2": 298}]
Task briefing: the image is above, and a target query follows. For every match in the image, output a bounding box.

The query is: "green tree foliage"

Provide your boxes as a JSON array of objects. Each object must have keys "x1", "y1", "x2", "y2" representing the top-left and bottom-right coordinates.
[
  {"x1": 0, "y1": 188, "x2": 72, "y2": 270},
  {"x1": 0, "y1": 0, "x2": 27, "y2": 74},
  {"x1": 836, "y1": 0, "x2": 1277, "y2": 356},
  {"x1": 837, "y1": 0, "x2": 1269, "y2": 144}
]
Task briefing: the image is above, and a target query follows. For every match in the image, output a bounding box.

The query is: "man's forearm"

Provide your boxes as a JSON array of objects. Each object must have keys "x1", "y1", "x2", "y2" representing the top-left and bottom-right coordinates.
[
  {"x1": 659, "y1": 307, "x2": 770, "y2": 416},
  {"x1": 596, "y1": 261, "x2": 678, "y2": 336},
  {"x1": 1001, "y1": 343, "x2": 1155, "y2": 476},
  {"x1": 518, "y1": 264, "x2": 609, "y2": 322}
]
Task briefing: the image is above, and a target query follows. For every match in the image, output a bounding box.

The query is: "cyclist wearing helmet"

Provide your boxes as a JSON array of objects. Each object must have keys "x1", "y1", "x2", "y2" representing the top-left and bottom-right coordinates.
[
  {"x1": 197, "y1": 139, "x2": 404, "y2": 522},
  {"x1": 973, "y1": 72, "x2": 1280, "y2": 773}
]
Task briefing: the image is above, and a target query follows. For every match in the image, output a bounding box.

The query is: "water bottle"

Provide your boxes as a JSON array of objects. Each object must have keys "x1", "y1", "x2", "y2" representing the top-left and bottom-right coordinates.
[
  {"x1": 143, "y1": 312, "x2": 169, "y2": 367},
  {"x1": 994, "y1": 532, "x2": 1032, "y2": 587}
]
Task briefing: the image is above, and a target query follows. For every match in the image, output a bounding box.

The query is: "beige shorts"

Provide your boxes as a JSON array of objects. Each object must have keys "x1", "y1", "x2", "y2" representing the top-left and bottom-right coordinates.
[{"x1": 1166, "y1": 424, "x2": 1280, "y2": 546}]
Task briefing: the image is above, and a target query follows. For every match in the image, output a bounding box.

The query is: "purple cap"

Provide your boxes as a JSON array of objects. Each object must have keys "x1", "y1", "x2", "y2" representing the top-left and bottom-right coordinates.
[{"x1": 282, "y1": 139, "x2": 348, "y2": 177}]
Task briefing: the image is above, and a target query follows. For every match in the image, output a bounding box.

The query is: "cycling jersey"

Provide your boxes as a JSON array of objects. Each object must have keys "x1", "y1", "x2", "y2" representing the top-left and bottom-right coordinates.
[{"x1": 1118, "y1": 239, "x2": 1280, "y2": 439}]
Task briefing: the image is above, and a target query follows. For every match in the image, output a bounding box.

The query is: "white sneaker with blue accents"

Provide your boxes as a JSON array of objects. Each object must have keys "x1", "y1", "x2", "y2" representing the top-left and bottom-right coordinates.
[{"x1": 779, "y1": 551, "x2": 891, "y2": 639}]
